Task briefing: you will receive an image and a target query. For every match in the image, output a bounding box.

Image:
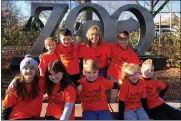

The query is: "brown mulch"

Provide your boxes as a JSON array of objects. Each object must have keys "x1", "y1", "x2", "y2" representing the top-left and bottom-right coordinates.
[{"x1": 1, "y1": 68, "x2": 180, "y2": 100}]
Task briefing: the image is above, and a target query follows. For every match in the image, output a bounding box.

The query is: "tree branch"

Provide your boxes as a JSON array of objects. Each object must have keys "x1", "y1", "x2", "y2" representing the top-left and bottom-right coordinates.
[
  {"x1": 132, "y1": 0, "x2": 141, "y2": 6},
  {"x1": 153, "y1": 0, "x2": 160, "y2": 8},
  {"x1": 153, "y1": 0, "x2": 169, "y2": 17}
]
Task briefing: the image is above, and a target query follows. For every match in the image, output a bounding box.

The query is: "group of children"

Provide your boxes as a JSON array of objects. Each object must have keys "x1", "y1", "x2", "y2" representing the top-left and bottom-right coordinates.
[{"x1": 2, "y1": 25, "x2": 181, "y2": 120}]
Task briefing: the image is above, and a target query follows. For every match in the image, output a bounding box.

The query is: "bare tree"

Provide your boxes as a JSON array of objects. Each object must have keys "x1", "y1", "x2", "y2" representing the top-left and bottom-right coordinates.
[
  {"x1": 133, "y1": 0, "x2": 170, "y2": 18},
  {"x1": 75, "y1": 0, "x2": 92, "y2": 23}
]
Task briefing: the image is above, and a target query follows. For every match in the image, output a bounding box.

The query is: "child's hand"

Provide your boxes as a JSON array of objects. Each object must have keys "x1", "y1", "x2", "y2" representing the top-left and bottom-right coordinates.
[
  {"x1": 8, "y1": 78, "x2": 16, "y2": 90},
  {"x1": 76, "y1": 85, "x2": 82, "y2": 93},
  {"x1": 43, "y1": 93, "x2": 49, "y2": 100},
  {"x1": 72, "y1": 39, "x2": 80, "y2": 47},
  {"x1": 118, "y1": 80, "x2": 123, "y2": 85}
]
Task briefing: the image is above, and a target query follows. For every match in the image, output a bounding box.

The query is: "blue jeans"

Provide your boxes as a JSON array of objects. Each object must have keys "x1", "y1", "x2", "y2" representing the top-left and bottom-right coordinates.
[
  {"x1": 82, "y1": 110, "x2": 113, "y2": 120},
  {"x1": 124, "y1": 107, "x2": 150, "y2": 120},
  {"x1": 98, "y1": 66, "x2": 108, "y2": 77}
]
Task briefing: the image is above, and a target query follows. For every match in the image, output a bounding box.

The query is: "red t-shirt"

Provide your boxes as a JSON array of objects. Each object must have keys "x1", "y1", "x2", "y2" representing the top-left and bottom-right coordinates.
[
  {"x1": 78, "y1": 77, "x2": 114, "y2": 111},
  {"x1": 45, "y1": 84, "x2": 76, "y2": 120},
  {"x1": 107, "y1": 44, "x2": 140, "y2": 80},
  {"x1": 39, "y1": 52, "x2": 59, "y2": 75},
  {"x1": 118, "y1": 79, "x2": 147, "y2": 110},
  {"x1": 144, "y1": 79, "x2": 166, "y2": 109},
  {"x1": 56, "y1": 44, "x2": 80, "y2": 75},
  {"x1": 2, "y1": 77, "x2": 45, "y2": 120},
  {"x1": 78, "y1": 42, "x2": 111, "y2": 69}
]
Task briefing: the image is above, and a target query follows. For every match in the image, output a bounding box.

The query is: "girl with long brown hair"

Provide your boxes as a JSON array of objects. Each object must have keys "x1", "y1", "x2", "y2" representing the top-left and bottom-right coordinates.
[
  {"x1": 2, "y1": 55, "x2": 45, "y2": 120},
  {"x1": 44, "y1": 59, "x2": 76, "y2": 120}
]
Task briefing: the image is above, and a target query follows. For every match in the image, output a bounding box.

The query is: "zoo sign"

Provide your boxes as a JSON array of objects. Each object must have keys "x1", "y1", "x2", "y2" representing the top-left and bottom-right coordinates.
[{"x1": 30, "y1": 2, "x2": 154, "y2": 56}]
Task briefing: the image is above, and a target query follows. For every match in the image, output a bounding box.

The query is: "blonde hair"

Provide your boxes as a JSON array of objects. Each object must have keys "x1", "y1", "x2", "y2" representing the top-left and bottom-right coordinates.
[
  {"x1": 44, "y1": 37, "x2": 56, "y2": 46},
  {"x1": 120, "y1": 62, "x2": 140, "y2": 81},
  {"x1": 85, "y1": 25, "x2": 102, "y2": 47},
  {"x1": 83, "y1": 59, "x2": 99, "y2": 71},
  {"x1": 142, "y1": 59, "x2": 154, "y2": 70}
]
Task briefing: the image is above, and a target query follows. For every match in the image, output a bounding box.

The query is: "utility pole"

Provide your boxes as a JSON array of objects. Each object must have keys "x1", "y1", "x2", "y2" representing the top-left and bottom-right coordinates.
[
  {"x1": 159, "y1": 11, "x2": 161, "y2": 45},
  {"x1": 169, "y1": 2, "x2": 172, "y2": 35},
  {"x1": 70, "y1": 0, "x2": 71, "y2": 10}
]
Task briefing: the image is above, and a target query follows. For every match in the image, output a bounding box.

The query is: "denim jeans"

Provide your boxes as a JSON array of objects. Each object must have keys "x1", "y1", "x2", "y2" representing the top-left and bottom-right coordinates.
[
  {"x1": 98, "y1": 66, "x2": 108, "y2": 78},
  {"x1": 124, "y1": 107, "x2": 150, "y2": 120},
  {"x1": 82, "y1": 110, "x2": 113, "y2": 120}
]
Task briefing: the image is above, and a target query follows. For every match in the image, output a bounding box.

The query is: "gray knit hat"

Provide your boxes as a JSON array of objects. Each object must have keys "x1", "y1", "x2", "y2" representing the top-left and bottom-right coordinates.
[{"x1": 20, "y1": 55, "x2": 38, "y2": 71}]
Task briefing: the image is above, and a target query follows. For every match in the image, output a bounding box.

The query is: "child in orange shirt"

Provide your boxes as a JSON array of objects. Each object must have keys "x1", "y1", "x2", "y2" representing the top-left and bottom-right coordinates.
[
  {"x1": 78, "y1": 25, "x2": 111, "y2": 77},
  {"x1": 118, "y1": 62, "x2": 149, "y2": 120},
  {"x1": 2, "y1": 55, "x2": 45, "y2": 120},
  {"x1": 141, "y1": 59, "x2": 181, "y2": 120},
  {"x1": 39, "y1": 37, "x2": 59, "y2": 76},
  {"x1": 44, "y1": 59, "x2": 76, "y2": 120},
  {"x1": 77, "y1": 59, "x2": 119, "y2": 120},
  {"x1": 107, "y1": 31, "x2": 141, "y2": 102},
  {"x1": 56, "y1": 28, "x2": 80, "y2": 87}
]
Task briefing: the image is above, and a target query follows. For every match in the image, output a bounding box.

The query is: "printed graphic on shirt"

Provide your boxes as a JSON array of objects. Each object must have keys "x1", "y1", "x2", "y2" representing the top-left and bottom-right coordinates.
[
  {"x1": 78, "y1": 43, "x2": 111, "y2": 69},
  {"x1": 59, "y1": 48, "x2": 74, "y2": 59},
  {"x1": 46, "y1": 84, "x2": 76, "y2": 120},
  {"x1": 126, "y1": 91, "x2": 145, "y2": 105},
  {"x1": 112, "y1": 51, "x2": 128, "y2": 64},
  {"x1": 107, "y1": 44, "x2": 140, "y2": 80},
  {"x1": 78, "y1": 77, "x2": 113, "y2": 111},
  {"x1": 144, "y1": 80, "x2": 166, "y2": 109},
  {"x1": 84, "y1": 86, "x2": 103, "y2": 103},
  {"x1": 56, "y1": 44, "x2": 80, "y2": 75},
  {"x1": 118, "y1": 79, "x2": 146, "y2": 110}
]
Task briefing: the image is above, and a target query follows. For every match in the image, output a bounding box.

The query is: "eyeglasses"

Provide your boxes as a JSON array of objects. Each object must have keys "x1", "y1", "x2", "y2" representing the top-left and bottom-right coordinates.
[{"x1": 118, "y1": 37, "x2": 129, "y2": 41}]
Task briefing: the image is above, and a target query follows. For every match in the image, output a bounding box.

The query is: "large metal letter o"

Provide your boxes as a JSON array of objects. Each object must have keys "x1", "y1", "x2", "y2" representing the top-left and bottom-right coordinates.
[
  {"x1": 111, "y1": 4, "x2": 154, "y2": 55},
  {"x1": 64, "y1": 2, "x2": 113, "y2": 42}
]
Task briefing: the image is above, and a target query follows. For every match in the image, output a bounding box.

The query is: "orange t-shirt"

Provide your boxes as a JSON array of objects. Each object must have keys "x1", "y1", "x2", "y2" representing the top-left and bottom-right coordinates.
[
  {"x1": 45, "y1": 84, "x2": 76, "y2": 120},
  {"x1": 118, "y1": 79, "x2": 147, "y2": 110},
  {"x1": 78, "y1": 42, "x2": 111, "y2": 69},
  {"x1": 144, "y1": 80, "x2": 166, "y2": 109},
  {"x1": 56, "y1": 44, "x2": 80, "y2": 75},
  {"x1": 78, "y1": 77, "x2": 114, "y2": 111},
  {"x1": 39, "y1": 52, "x2": 59, "y2": 75},
  {"x1": 2, "y1": 77, "x2": 45, "y2": 120},
  {"x1": 107, "y1": 44, "x2": 140, "y2": 80}
]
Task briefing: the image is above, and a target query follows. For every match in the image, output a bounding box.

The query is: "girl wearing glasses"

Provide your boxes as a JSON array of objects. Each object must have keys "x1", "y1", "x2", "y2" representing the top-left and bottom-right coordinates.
[{"x1": 118, "y1": 62, "x2": 149, "y2": 120}]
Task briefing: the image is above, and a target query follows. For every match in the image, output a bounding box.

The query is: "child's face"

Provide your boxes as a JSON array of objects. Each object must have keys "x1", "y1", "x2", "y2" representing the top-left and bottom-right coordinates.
[
  {"x1": 89, "y1": 30, "x2": 100, "y2": 45},
  {"x1": 117, "y1": 34, "x2": 129, "y2": 49},
  {"x1": 60, "y1": 35, "x2": 72, "y2": 47},
  {"x1": 21, "y1": 65, "x2": 37, "y2": 82},
  {"x1": 49, "y1": 70, "x2": 63, "y2": 84},
  {"x1": 83, "y1": 68, "x2": 99, "y2": 82},
  {"x1": 45, "y1": 40, "x2": 56, "y2": 53},
  {"x1": 127, "y1": 72, "x2": 139, "y2": 83},
  {"x1": 141, "y1": 65, "x2": 153, "y2": 78}
]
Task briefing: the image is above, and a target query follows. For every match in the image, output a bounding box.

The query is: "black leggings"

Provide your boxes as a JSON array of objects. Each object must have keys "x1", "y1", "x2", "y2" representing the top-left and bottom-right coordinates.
[
  {"x1": 16, "y1": 117, "x2": 36, "y2": 120},
  {"x1": 45, "y1": 115, "x2": 58, "y2": 120},
  {"x1": 149, "y1": 103, "x2": 181, "y2": 120}
]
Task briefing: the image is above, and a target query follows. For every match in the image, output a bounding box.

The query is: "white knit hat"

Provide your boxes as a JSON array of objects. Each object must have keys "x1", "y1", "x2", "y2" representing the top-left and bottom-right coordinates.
[{"x1": 20, "y1": 55, "x2": 38, "y2": 71}]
